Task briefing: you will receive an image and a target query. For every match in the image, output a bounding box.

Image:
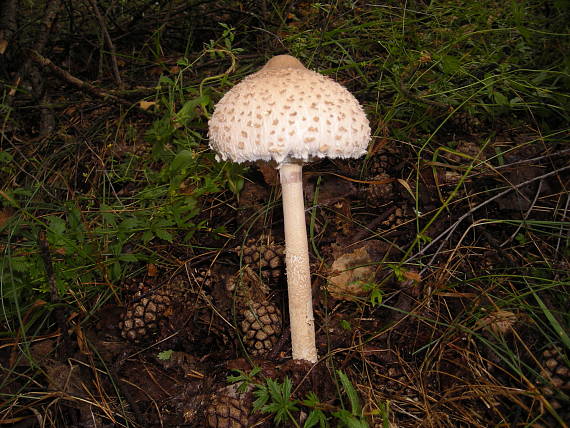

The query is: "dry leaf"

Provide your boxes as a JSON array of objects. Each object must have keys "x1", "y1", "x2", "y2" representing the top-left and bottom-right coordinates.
[
  {"x1": 327, "y1": 246, "x2": 376, "y2": 300},
  {"x1": 256, "y1": 161, "x2": 279, "y2": 186},
  {"x1": 75, "y1": 324, "x2": 90, "y2": 355},
  {"x1": 139, "y1": 100, "x2": 157, "y2": 111},
  {"x1": 0, "y1": 39, "x2": 8, "y2": 55},
  {"x1": 476, "y1": 310, "x2": 517, "y2": 335},
  {"x1": 402, "y1": 270, "x2": 421, "y2": 283},
  {"x1": 0, "y1": 208, "x2": 14, "y2": 228},
  {"x1": 147, "y1": 263, "x2": 158, "y2": 277}
]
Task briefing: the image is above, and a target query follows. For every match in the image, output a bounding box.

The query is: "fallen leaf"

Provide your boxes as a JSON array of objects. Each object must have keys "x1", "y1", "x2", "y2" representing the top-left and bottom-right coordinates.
[
  {"x1": 0, "y1": 208, "x2": 14, "y2": 229},
  {"x1": 0, "y1": 39, "x2": 8, "y2": 55},
  {"x1": 327, "y1": 245, "x2": 377, "y2": 300},
  {"x1": 139, "y1": 100, "x2": 157, "y2": 111},
  {"x1": 402, "y1": 270, "x2": 421, "y2": 282},
  {"x1": 397, "y1": 178, "x2": 414, "y2": 199},
  {"x1": 476, "y1": 310, "x2": 517, "y2": 335},
  {"x1": 147, "y1": 263, "x2": 158, "y2": 277}
]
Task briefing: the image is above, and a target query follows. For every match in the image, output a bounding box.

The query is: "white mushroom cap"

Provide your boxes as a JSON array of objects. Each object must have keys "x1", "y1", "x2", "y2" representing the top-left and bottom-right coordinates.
[{"x1": 208, "y1": 55, "x2": 371, "y2": 165}]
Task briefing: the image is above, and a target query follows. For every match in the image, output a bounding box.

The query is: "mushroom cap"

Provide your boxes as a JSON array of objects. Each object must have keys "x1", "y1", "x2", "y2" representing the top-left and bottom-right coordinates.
[{"x1": 208, "y1": 55, "x2": 371, "y2": 165}]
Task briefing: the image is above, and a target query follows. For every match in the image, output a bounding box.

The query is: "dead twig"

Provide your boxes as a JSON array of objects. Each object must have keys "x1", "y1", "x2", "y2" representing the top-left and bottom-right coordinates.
[
  {"x1": 555, "y1": 192, "x2": 570, "y2": 257},
  {"x1": 349, "y1": 205, "x2": 398, "y2": 245},
  {"x1": 411, "y1": 163, "x2": 570, "y2": 272},
  {"x1": 500, "y1": 179, "x2": 543, "y2": 247},
  {"x1": 8, "y1": 0, "x2": 62, "y2": 98},
  {"x1": 38, "y1": 231, "x2": 70, "y2": 358},
  {"x1": 112, "y1": 351, "x2": 146, "y2": 426},
  {"x1": 87, "y1": 0, "x2": 123, "y2": 88},
  {"x1": 30, "y1": 50, "x2": 133, "y2": 107},
  {"x1": 28, "y1": 65, "x2": 55, "y2": 137}
]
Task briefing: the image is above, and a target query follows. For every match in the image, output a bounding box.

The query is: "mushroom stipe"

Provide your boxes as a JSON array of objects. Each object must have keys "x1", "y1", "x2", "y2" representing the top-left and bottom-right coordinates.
[{"x1": 209, "y1": 55, "x2": 370, "y2": 363}]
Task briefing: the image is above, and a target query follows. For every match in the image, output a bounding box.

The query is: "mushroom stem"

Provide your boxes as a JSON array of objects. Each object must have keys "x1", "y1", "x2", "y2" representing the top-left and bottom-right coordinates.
[{"x1": 279, "y1": 162, "x2": 318, "y2": 363}]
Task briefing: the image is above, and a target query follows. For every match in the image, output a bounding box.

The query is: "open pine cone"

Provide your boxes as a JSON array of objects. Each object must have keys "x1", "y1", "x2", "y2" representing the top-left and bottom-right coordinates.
[
  {"x1": 119, "y1": 285, "x2": 183, "y2": 343},
  {"x1": 188, "y1": 266, "x2": 214, "y2": 290},
  {"x1": 227, "y1": 267, "x2": 282, "y2": 357},
  {"x1": 539, "y1": 345, "x2": 570, "y2": 411},
  {"x1": 366, "y1": 145, "x2": 399, "y2": 176},
  {"x1": 241, "y1": 301, "x2": 282, "y2": 357},
  {"x1": 234, "y1": 237, "x2": 285, "y2": 282},
  {"x1": 119, "y1": 268, "x2": 213, "y2": 343},
  {"x1": 365, "y1": 172, "x2": 394, "y2": 201},
  {"x1": 204, "y1": 384, "x2": 252, "y2": 428}
]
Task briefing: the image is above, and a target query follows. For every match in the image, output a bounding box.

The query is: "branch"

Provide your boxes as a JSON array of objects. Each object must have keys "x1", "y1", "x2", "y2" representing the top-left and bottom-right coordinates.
[
  {"x1": 87, "y1": 0, "x2": 123, "y2": 88},
  {"x1": 7, "y1": 0, "x2": 63, "y2": 103},
  {"x1": 38, "y1": 230, "x2": 70, "y2": 358},
  {"x1": 410, "y1": 164, "x2": 570, "y2": 271},
  {"x1": 30, "y1": 50, "x2": 133, "y2": 106}
]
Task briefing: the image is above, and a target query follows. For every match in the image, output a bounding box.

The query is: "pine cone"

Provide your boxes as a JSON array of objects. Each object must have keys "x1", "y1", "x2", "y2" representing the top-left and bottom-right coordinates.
[
  {"x1": 365, "y1": 172, "x2": 394, "y2": 202},
  {"x1": 365, "y1": 144, "x2": 399, "y2": 176},
  {"x1": 122, "y1": 277, "x2": 153, "y2": 297},
  {"x1": 188, "y1": 266, "x2": 214, "y2": 290},
  {"x1": 225, "y1": 267, "x2": 282, "y2": 357},
  {"x1": 235, "y1": 238, "x2": 285, "y2": 281},
  {"x1": 119, "y1": 267, "x2": 218, "y2": 343},
  {"x1": 240, "y1": 300, "x2": 282, "y2": 357},
  {"x1": 119, "y1": 273, "x2": 193, "y2": 343},
  {"x1": 205, "y1": 385, "x2": 251, "y2": 428},
  {"x1": 449, "y1": 111, "x2": 483, "y2": 134},
  {"x1": 225, "y1": 267, "x2": 271, "y2": 303},
  {"x1": 445, "y1": 140, "x2": 484, "y2": 163},
  {"x1": 367, "y1": 153, "x2": 392, "y2": 176},
  {"x1": 539, "y1": 346, "x2": 570, "y2": 410},
  {"x1": 119, "y1": 287, "x2": 182, "y2": 343},
  {"x1": 381, "y1": 205, "x2": 407, "y2": 228}
]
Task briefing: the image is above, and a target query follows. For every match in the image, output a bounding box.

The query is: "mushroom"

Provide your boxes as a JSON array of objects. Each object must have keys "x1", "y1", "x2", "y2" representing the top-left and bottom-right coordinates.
[{"x1": 209, "y1": 55, "x2": 370, "y2": 362}]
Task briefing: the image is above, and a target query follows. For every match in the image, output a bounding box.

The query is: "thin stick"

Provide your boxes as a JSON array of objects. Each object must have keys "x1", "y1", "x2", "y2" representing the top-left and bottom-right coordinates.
[
  {"x1": 30, "y1": 50, "x2": 133, "y2": 107},
  {"x1": 500, "y1": 179, "x2": 543, "y2": 247},
  {"x1": 7, "y1": 0, "x2": 62, "y2": 100},
  {"x1": 410, "y1": 164, "x2": 570, "y2": 272},
  {"x1": 38, "y1": 230, "x2": 70, "y2": 357},
  {"x1": 87, "y1": 0, "x2": 123, "y2": 88}
]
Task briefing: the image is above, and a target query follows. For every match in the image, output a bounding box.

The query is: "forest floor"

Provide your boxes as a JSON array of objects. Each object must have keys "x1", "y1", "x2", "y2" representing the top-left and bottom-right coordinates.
[{"x1": 1, "y1": 1, "x2": 569, "y2": 427}]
